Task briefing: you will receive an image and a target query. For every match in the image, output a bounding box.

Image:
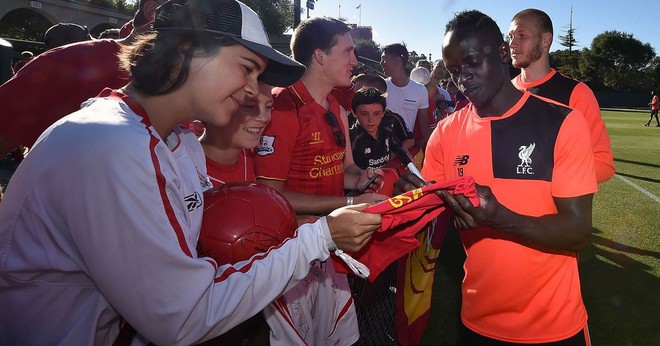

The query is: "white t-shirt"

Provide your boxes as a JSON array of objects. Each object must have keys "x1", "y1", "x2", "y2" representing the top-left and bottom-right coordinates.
[
  {"x1": 0, "y1": 92, "x2": 335, "y2": 345},
  {"x1": 435, "y1": 86, "x2": 454, "y2": 115},
  {"x1": 385, "y1": 78, "x2": 429, "y2": 131},
  {"x1": 436, "y1": 86, "x2": 451, "y2": 103}
]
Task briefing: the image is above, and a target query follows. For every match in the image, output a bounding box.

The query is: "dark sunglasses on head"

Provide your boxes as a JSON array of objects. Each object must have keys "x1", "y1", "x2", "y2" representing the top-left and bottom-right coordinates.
[{"x1": 325, "y1": 111, "x2": 346, "y2": 147}]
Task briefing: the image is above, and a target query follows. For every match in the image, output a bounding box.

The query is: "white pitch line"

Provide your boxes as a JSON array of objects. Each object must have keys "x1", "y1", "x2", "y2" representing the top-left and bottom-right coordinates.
[{"x1": 615, "y1": 174, "x2": 660, "y2": 203}]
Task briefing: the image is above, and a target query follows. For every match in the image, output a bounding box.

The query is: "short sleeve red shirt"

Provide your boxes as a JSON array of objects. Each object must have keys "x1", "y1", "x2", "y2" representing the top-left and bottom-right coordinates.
[
  {"x1": 330, "y1": 84, "x2": 355, "y2": 112},
  {"x1": 652, "y1": 95, "x2": 659, "y2": 110},
  {"x1": 206, "y1": 149, "x2": 256, "y2": 187},
  {"x1": 0, "y1": 40, "x2": 130, "y2": 148},
  {"x1": 422, "y1": 92, "x2": 597, "y2": 343},
  {"x1": 254, "y1": 81, "x2": 345, "y2": 196}
]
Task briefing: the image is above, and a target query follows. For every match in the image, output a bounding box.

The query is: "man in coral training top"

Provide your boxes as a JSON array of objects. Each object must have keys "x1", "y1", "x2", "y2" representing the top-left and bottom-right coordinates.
[
  {"x1": 508, "y1": 8, "x2": 615, "y2": 183},
  {"x1": 405, "y1": 10, "x2": 597, "y2": 344}
]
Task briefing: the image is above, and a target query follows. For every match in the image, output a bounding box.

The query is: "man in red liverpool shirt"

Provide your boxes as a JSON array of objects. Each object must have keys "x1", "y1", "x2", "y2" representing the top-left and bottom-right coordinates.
[
  {"x1": 253, "y1": 17, "x2": 388, "y2": 345},
  {"x1": 254, "y1": 17, "x2": 386, "y2": 212},
  {"x1": 0, "y1": 0, "x2": 164, "y2": 158}
]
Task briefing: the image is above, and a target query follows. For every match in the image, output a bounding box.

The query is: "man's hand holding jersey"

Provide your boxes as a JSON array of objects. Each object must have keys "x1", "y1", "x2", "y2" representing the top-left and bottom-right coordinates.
[{"x1": 395, "y1": 172, "x2": 593, "y2": 251}]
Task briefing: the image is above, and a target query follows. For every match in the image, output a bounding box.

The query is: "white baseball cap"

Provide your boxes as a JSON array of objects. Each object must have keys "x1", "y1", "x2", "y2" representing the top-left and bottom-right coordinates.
[
  {"x1": 154, "y1": 0, "x2": 305, "y2": 87},
  {"x1": 410, "y1": 66, "x2": 431, "y2": 85}
]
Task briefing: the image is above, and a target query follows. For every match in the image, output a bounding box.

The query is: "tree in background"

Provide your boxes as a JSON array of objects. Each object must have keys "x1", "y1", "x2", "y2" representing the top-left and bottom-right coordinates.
[
  {"x1": 125, "y1": 1, "x2": 293, "y2": 33},
  {"x1": 552, "y1": 6, "x2": 581, "y2": 80},
  {"x1": 550, "y1": 49, "x2": 582, "y2": 80},
  {"x1": 88, "y1": 0, "x2": 136, "y2": 16},
  {"x1": 245, "y1": 0, "x2": 294, "y2": 35},
  {"x1": 408, "y1": 51, "x2": 427, "y2": 65},
  {"x1": 642, "y1": 56, "x2": 660, "y2": 93},
  {"x1": 558, "y1": 28, "x2": 578, "y2": 52},
  {"x1": 407, "y1": 50, "x2": 428, "y2": 72},
  {"x1": 113, "y1": 0, "x2": 135, "y2": 14},
  {"x1": 354, "y1": 39, "x2": 381, "y2": 62},
  {"x1": 353, "y1": 38, "x2": 382, "y2": 75},
  {"x1": 0, "y1": 8, "x2": 51, "y2": 42},
  {"x1": 579, "y1": 30, "x2": 655, "y2": 92},
  {"x1": 558, "y1": 6, "x2": 578, "y2": 52},
  {"x1": 88, "y1": 0, "x2": 114, "y2": 9}
]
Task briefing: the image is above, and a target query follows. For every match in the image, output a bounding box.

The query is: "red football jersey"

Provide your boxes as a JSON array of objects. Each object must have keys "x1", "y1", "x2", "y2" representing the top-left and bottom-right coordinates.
[
  {"x1": 0, "y1": 40, "x2": 130, "y2": 148},
  {"x1": 206, "y1": 149, "x2": 256, "y2": 187},
  {"x1": 254, "y1": 81, "x2": 345, "y2": 196},
  {"x1": 333, "y1": 176, "x2": 479, "y2": 281}
]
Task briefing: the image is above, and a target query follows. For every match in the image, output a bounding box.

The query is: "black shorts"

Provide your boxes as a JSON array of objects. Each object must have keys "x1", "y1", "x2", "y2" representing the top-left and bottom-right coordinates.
[{"x1": 460, "y1": 323, "x2": 591, "y2": 346}]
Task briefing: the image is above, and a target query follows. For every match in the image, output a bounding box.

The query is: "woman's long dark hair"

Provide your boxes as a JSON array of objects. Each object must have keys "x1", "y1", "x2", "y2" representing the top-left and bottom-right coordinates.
[{"x1": 119, "y1": 30, "x2": 236, "y2": 95}]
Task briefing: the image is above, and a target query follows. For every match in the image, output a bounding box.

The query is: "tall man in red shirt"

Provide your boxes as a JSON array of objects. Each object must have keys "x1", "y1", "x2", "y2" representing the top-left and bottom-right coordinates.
[
  {"x1": 0, "y1": 0, "x2": 164, "y2": 158},
  {"x1": 402, "y1": 10, "x2": 596, "y2": 344},
  {"x1": 255, "y1": 17, "x2": 385, "y2": 212},
  {"x1": 254, "y1": 17, "x2": 387, "y2": 345},
  {"x1": 508, "y1": 8, "x2": 615, "y2": 183}
]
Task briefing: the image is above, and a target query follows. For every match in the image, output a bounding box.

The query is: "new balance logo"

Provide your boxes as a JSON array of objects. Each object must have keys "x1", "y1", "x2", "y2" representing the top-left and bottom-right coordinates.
[{"x1": 453, "y1": 155, "x2": 469, "y2": 166}]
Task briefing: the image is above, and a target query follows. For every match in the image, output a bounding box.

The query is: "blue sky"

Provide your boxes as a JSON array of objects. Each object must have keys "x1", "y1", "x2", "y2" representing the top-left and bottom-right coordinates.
[{"x1": 305, "y1": 0, "x2": 660, "y2": 61}]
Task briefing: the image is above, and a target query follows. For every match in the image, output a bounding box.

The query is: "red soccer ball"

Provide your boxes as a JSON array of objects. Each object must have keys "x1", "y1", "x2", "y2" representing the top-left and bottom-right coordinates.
[{"x1": 198, "y1": 182, "x2": 297, "y2": 264}]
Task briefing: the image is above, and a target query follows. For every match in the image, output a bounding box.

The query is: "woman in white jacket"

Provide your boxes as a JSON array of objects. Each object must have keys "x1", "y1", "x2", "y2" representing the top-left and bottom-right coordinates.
[{"x1": 0, "y1": 1, "x2": 381, "y2": 345}]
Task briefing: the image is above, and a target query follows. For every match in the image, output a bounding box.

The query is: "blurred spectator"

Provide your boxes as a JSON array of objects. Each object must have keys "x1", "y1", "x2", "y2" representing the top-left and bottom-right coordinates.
[
  {"x1": 381, "y1": 43, "x2": 430, "y2": 148},
  {"x1": 0, "y1": 145, "x2": 27, "y2": 195},
  {"x1": 430, "y1": 59, "x2": 448, "y2": 86},
  {"x1": 645, "y1": 90, "x2": 660, "y2": 126},
  {"x1": 98, "y1": 28, "x2": 121, "y2": 39},
  {"x1": 0, "y1": 0, "x2": 164, "y2": 159},
  {"x1": 12, "y1": 51, "x2": 33, "y2": 74},
  {"x1": 454, "y1": 91, "x2": 469, "y2": 112},
  {"x1": 410, "y1": 66, "x2": 440, "y2": 129},
  {"x1": 353, "y1": 73, "x2": 387, "y2": 92},
  {"x1": 415, "y1": 59, "x2": 431, "y2": 71},
  {"x1": 428, "y1": 60, "x2": 453, "y2": 120},
  {"x1": 44, "y1": 23, "x2": 92, "y2": 50},
  {"x1": 409, "y1": 65, "x2": 431, "y2": 86},
  {"x1": 446, "y1": 80, "x2": 469, "y2": 113}
]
